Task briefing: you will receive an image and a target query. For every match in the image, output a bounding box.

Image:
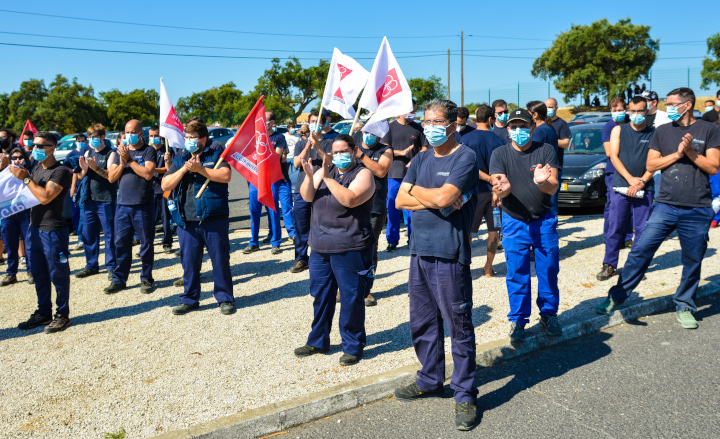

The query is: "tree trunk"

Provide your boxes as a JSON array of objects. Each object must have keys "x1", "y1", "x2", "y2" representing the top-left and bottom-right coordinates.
[{"x1": 584, "y1": 95, "x2": 590, "y2": 107}]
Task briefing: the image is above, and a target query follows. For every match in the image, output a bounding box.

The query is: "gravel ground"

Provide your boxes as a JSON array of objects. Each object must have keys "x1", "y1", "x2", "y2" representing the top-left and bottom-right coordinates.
[{"x1": 1, "y1": 214, "x2": 718, "y2": 438}]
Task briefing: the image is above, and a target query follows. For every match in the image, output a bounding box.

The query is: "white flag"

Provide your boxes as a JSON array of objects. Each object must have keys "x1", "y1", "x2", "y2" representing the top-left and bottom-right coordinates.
[
  {"x1": 159, "y1": 78, "x2": 185, "y2": 151},
  {"x1": 357, "y1": 37, "x2": 413, "y2": 138},
  {"x1": 0, "y1": 167, "x2": 40, "y2": 220},
  {"x1": 320, "y1": 48, "x2": 370, "y2": 119}
]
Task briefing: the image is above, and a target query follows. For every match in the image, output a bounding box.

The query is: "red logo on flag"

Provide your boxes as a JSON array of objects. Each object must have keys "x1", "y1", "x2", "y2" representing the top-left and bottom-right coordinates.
[
  {"x1": 333, "y1": 87, "x2": 344, "y2": 102},
  {"x1": 19, "y1": 120, "x2": 38, "y2": 148},
  {"x1": 165, "y1": 107, "x2": 184, "y2": 132},
  {"x1": 337, "y1": 63, "x2": 352, "y2": 80},
  {"x1": 376, "y1": 68, "x2": 402, "y2": 105}
]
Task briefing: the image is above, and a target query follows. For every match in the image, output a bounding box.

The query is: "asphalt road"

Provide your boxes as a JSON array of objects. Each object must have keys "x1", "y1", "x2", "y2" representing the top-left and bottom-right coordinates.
[{"x1": 288, "y1": 293, "x2": 720, "y2": 439}]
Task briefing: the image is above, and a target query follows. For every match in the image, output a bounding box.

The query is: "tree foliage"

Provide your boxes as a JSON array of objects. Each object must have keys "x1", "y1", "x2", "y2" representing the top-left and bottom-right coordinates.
[
  {"x1": 255, "y1": 57, "x2": 329, "y2": 121},
  {"x1": 532, "y1": 18, "x2": 658, "y2": 102},
  {"x1": 35, "y1": 75, "x2": 106, "y2": 134},
  {"x1": 100, "y1": 89, "x2": 159, "y2": 130},
  {"x1": 407, "y1": 76, "x2": 446, "y2": 106},
  {"x1": 701, "y1": 33, "x2": 720, "y2": 89}
]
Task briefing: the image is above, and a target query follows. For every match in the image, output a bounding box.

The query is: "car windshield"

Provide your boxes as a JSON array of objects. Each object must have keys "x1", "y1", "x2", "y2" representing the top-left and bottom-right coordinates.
[
  {"x1": 333, "y1": 122, "x2": 353, "y2": 134},
  {"x1": 567, "y1": 126, "x2": 605, "y2": 154},
  {"x1": 56, "y1": 140, "x2": 76, "y2": 151}
]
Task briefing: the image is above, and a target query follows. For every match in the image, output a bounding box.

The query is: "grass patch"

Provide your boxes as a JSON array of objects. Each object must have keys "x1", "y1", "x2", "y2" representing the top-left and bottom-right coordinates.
[{"x1": 103, "y1": 427, "x2": 126, "y2": 438}]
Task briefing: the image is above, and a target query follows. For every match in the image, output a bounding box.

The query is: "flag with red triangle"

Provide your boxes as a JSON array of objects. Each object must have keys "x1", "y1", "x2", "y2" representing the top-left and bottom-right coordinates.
[
  {"x1": 18, "y1": 120, "x2": 38, "y2": 148},
  {"x1": 320, "y1": 48, "x2": 370, "y2": 119}
]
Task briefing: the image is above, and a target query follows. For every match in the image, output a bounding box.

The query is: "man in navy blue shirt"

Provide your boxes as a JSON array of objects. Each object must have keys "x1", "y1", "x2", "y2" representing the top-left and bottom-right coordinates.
[
  {"x1": 104, "y1": 119, "x2": 157, "y2": 295},
  {"x1": 545, "y1": 98, "x2": 572, "y2": 216},
  {"x1": 454, "y1": 106, "x2": 475, "y2": 141},
  {"x1": 461, "y1": 104, "x2": 504, "y2": 276},
  {"x1": 528, "y1": 101, "x2": 560, "y2": 216},
  {"x1": 66, "y1": 134, "x2": 90, "y2": 251},
  {"x1": 491, "y1": 99, "x2": 511, "y2": 145},
  {"x1": 394, "y1": 99, "x2": 480, "y2": 431}
]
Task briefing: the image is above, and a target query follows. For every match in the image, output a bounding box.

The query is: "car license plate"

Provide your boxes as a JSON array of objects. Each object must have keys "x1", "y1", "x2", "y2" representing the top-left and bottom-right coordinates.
[{"x1": 562, "y1": 183, "x2": 568, "y2": 191}]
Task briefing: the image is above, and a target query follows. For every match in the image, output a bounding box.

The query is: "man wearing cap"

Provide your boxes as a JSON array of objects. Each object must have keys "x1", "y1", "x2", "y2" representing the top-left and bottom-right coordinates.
[
  {"x1": 490, "y1": 108, "x2": 562, "y2": 343},
  {"x1": 641, "y1": 90, "x2": 671, "y2": 128}
]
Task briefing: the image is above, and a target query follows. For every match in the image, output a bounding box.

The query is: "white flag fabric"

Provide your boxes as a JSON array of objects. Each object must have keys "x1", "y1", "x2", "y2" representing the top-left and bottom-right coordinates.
[
  {"x1": 0, "y1": 167, "x2": 40, "y2": 220},
  {"x1": 357, "y1": 37, "x2": 413, "y2": 138},
  {"x1": 320, "y1": 48, "x2": 370, "y2": 120},
  {"x1": 159, "y1": 78, "x2": 185, "y2": 151}
]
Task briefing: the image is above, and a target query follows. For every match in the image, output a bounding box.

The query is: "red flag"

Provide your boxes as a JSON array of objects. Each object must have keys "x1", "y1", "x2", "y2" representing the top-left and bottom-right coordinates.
[
  {"x1": 222, "y1": 96, "x2": 283, "y2": 211},
  {"x1": 19, "y1": 120, "x2": 38, "y2": 148}
]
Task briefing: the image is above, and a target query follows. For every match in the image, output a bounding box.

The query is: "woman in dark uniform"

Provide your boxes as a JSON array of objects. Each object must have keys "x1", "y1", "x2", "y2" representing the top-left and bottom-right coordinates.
[{"x1": 293, "y1": 134, "x2": 376, "y2": 366}]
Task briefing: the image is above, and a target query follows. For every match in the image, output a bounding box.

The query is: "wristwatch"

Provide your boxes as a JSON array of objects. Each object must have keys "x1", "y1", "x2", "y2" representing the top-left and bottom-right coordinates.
[
  {"x1": 23, "y1": 177, "x2": 30, "y2": 185},
  {"x1": 639, "y1": 179, "x2": 646, "y2": 186}
]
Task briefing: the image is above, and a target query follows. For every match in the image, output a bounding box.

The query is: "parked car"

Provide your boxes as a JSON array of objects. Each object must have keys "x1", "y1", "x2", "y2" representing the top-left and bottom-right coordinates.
[
  {"x1": 558, "y1": 123, "x2": 608, "y2": 208},
  {"x1": 569, "y1": 112, "x2": 612, "y2": 123},
  {"x1": 208, "y1": 126, "x2": 234, "y2": 146},
  {"x1": 54, "y1": 139, "x2": 77, "y2": 164},
  {"x1": 60, "y1": 134, "x2": 79, "y2": 142},
  {"x1": 106, "y1": 131, "x2": 121, "y2": 148}
]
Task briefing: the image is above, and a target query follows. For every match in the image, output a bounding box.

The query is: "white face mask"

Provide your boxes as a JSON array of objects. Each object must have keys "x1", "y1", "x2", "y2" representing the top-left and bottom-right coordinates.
[{"x1": 456, "y1": 124, "x2": 466, "y2": 132}]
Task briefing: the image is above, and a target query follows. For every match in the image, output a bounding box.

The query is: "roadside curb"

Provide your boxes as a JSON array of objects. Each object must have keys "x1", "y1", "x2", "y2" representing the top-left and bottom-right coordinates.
[{"x1": 153, "y1": 278, "x2": 720, "y2": 439}]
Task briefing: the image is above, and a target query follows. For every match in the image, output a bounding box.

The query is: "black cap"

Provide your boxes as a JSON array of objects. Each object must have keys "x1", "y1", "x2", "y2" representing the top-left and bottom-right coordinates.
[
  {"x1": 508, "y1": 108, "x2": 533, "y2": 123},
  {"x1": 641, "y1": 90, "x2": 658, "y2": 101},
  {"x1": 321, "y1": 109, "x2": 331, "y2": 118}
]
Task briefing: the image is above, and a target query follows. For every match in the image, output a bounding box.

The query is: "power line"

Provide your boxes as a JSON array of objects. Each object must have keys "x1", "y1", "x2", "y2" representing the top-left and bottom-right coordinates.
[{"x1": 0, "y1": 9, "x2": 457, "y2": 39}]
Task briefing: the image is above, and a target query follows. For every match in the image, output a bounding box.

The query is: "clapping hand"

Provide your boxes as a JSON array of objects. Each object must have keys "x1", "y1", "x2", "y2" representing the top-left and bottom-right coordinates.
[
  {"x1": 322, "y1": 154, "x2": 331, "y2": 179},
  {"x1": 118, "y1": 145, "x2": 131, "y2": 162},
  {"x1": 1, "y1": 154, "x2": 10, "y2": 170},
  {"x1": 492, "y1": 174, "x2": 511, "y2": 194},
  {"x1": 86, "y1": 156, "x2": 98, "y2": 170},
  {"x1": 533, "y1": 163, "x2": 551, "y2": 185},
  {"x1": 184, "y1": 156, "x2": 203, "y2": 173},
  {"x1": 79, "y1": 156, "x2": 89, "y2": 172},
  {"x1": 164, "y1": 152, "x2": 171, "y2": 164},
  {"x1": 677, "y1": 133, "x2": 693, "y2": 158},
  {"x1": 301, "y1": 158, "x2": 314, "y2": 177}
]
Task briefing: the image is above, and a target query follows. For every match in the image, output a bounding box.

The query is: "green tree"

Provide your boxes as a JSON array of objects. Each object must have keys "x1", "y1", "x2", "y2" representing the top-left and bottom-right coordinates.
[
  {"x1": 35, "y1": 75, "x2": 105, "y2": 134},
  {"x1": 701, "y1": 33, "x2": 720, "y2": 89},
  {"x1": 7, "y1": 79, "x2": 48, "y2": 132},
  {"x1": 407, "y1": 76, "x2": 446, "y2": 106},
  {"x1": 100, "y1": 89, "x2": 159, "y2": 130},
  {"x1": 0, "y1": 93, "x2": 10, "y2": 128},
  {"x1": 255, "y1": 57, "x2": 330, "y2": 121},
  {"x1": 532, "y1": 18, "x2": 658, "y2": 104},
  {"x1": 176, "y1": 82, "x2": 251, "y2": 126}
]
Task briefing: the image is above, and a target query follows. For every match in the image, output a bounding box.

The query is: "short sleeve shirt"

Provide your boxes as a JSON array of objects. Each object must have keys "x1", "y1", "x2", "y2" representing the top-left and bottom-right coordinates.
[
  {"x1": 551, "y1": 117, "x2": 571, "y2": 168},
  {"x1": 269, "y1": 131, "x2": 290, "y2": 182},
  {"x1": 115, "y1": 143, "x2": 157, "y2": 206},
  {"x1": 30, "y1": 162, "x2": 72, "y2": 231},
  {"x1": 402, "y1": 146, "x2": 479, "y2": 265},
  {"x1": 151, "y1": 147, "x2": 169, "y2": 195},
  {"x1": 381, "y1": 120, "x2": 428, "y2": 179},
  {"x1": 492, "y1": 125, "x2": 511, "y2": 145},
  {"x1": 649, "y1": 120, "x2": 720, "y2": 208},
  {"x1": 533, "y1": 123, "x2": 560, "y2": 168},
  {"x1": 293, "y1": 138, "x2": 334, "y2": 193},
  {"x1": 353, "y1": 130, "x2": 392, "y2": 215},
  {"x1": 489, "y1": 141, "x2": 559, "y2": 221},
  {"x1": 459, "y1": 129, "x2": 505, "y2": 192}
]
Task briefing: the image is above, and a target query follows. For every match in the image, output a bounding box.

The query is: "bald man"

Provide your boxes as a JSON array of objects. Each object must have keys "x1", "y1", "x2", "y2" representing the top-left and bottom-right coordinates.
[
  {"x1": 544, "y1": 98, "x2": 571, "y2": 216},
  {"x1": 105, "y1": 120, "x2": 157, "y2": 294}
]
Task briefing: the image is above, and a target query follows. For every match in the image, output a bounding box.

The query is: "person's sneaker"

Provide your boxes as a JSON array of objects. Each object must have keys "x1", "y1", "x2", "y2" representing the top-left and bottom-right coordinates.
[
  {"x1": 19, "y1": 256, "x2": 27, "y2": 268},
  {"x1": 676, "y1": 309, "x2": 698, "y2": 329},
  {"x1": 172, "y1": 303, "x2": 199, "y2": 315},
  {"x1": 73, "y1": 241, "x2": 84, "y2": 251},
  {"x1": 75, "y1": 268, "x2": 98, "y2": 279},
  {"x1": 336, "y1": 290, "x2": 341, "y2": 303},
  {"x1": 596, "y1": 297, "x2": 623, "y2": 315},
  {"x1": 288, "y1": 236, "x2": 295, "y2": 245},
  {"x1": 339, "y1": 353, "x2": 361, "y2": 366},
  {"x1": 262, "y1": 236, "x2": 272, "y2": 244},
  {"x1": 386, "y1": 244, "x2": 397, "y2": 252},
  {"x1": 711, "y1": 220, "x2": 719, "y2": 229},
  {"x1": 44, "y1": 314, "x2": 71, "y2": 334},
  {"x1": 219, "y1": 301, "x2": 236, "y2": 315},
  {"x1": 293, "y1": 345, "x2": 329, "y2": 357},
  {"x1": 242, "y1": 245, "x2": 259, "y2": 254},
  {"x1": 290, "y1": 260, "x2": 308, "y2": 273},
  {"x1": 107, "y1": 270, "x2": 114, "y2": 281},
  {"x1": 104, "y1": 282, "x2": 126, "y2": 294},
  {"x1": 140, "y1": 280, "x2": 154, "y2": 294},
  {"x1": 173, "y1": 278, "x2": 184, "y2": 287},
  {"x1": 17, "y1": 310, "x2": 52, "y2": 330},
  {"x1": 132, "y1": 239, "x2": 140, "y2": 246},
  {"x1": 509, "y1": 322, "x2": 526, "y2": 343},
  {"x1": 394, "y1": 382, "x2": 443, "y2": 401},
  {"x1": 0, "y1": 274, "x2": 17, "y2": 287},
  {"x1": 163, "y1": 245, "x2": 173, "y2": 254},
  {"x1": 596, "y1": 264, "x2": 616, "y2": 281},
  {"x1": 270, "y1": 246, "x2": 282, "y2": 255},
  {"x1": 624, "y1": 240, "x2": 633, "y2": 249},
  {"x1": 455, "y1": 402, "x2": 478, "y2": 431},
  {"x1": 365, "y1": 293, "x2": 377, "y2": 307},
  {"x1": 540, "y1": 315, "x2": 562, "y2": 336},
  {"x1": 27, "y1": 273, "x2": 34, "y2": 285}
]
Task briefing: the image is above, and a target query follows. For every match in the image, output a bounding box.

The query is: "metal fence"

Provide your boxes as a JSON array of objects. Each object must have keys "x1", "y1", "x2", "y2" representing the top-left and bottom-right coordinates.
[{"x1": 450, "y1": 67, "x2": 716, "y2": 107}]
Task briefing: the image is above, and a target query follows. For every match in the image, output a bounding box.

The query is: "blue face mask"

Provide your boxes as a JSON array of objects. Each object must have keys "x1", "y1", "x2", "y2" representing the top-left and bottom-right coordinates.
[
  {"x1": 611, "y1": 112, "x2": 626, "y2": 122},
  {"x1": 496, "y1": 113, "x2": 509, "y2": 123},
  {"x1": 363, "y1": 132, "x2": 377, "y2": 146},
  {"x1": 76, "y1": 142, "x2": 86, "y2": 149},
  {"x1": 332, "y1": 153, "x2": 353, "y2": 169},
  {"x1": 423, "y1": 124, "x2": 449, "y2": 147},
  {"x1": 289, "y1": 128, "x2": 296, "y2": 134},
  {"x1": 150, "y1": 137, "x2": 161, "y2": 146},
  {"x1": 667, "y1": 103, "x2": 688, "y2": 122},
  {"x1": 126, "y1": 133, "x2": 139, "y2": 145},
  {"x1": 510, "y1": 128, "x2": 532, "y2": 146},
  {"x1": 266, "y1": 122, "x2": 275, "y2": 132},
  {"x1": 547, "y1": 108, "x2": 555, "y2": 117},
  {"x1": 89, "y1": 138, "x2": 101, "y2": 148},
  {"x1": 25, "y1": 139, "x2": 33, "y2": 147},
  {"x1": 32, "y1": 148, "x2": 47, "y2": 162},
  {"x1": 629, "y1": 113, "x2": 646, "y2": 125},
  {"x1": 706, "y1": 106, "x2": 715, "y2": 113},
  {"x1": 184, "y1": 138, "x2": 199, "y2": 154},
  {"x1": 121, "y1": 138, "x2": 127, "y2": 145}
]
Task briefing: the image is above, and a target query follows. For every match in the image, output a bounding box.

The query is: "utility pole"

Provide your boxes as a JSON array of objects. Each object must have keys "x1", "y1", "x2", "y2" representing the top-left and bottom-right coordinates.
[
  {"x1": 461, "y1": 31, "x2": 464, "y2": 107},
  {"x1": 447, "y1": 48, "x2": 450, "y2": 100}
]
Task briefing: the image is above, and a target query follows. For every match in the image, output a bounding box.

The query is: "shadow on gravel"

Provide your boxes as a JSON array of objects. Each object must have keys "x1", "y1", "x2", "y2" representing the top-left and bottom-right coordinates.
[{"x1": 645, "y1": 248, "x2": 716, "y2": 273}]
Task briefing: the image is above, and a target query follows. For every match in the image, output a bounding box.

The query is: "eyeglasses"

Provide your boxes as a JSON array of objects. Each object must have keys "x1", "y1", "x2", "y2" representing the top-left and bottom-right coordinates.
[
  {"x1": 495, "y1": 110, "x2": 509, "y2": 115},
  {"x1": 421, "y1": 119, "x2": 449, "y2": 126},
  {"x1": 665, "y1": 101, "x2": 689, "y2": 108},
  {"x1": 185, "y1": 135, "x2": 200, "y2": 139},
  {"x1": 626, "y1": 110, "x2": 647, "y2": 114},
  {"x1": 11, "y1": 156, "x2": 24, "y2": 160},
  {"x1": 89, "y1": 135, "x2": 101, "y2": 139}
]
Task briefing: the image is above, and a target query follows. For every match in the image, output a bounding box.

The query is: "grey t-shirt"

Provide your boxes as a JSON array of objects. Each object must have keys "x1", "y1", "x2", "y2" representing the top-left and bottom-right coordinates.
[
  {"x1": 649, "y1": 120, "x2": 720, "y2": 208},
  {"x1": 489, "y1": 141, "x2": 559, "y2": 221}
]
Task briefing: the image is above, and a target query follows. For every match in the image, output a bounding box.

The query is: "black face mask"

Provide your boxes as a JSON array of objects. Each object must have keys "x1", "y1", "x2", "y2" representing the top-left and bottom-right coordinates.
[{"x1": 0, "y1": 137, "x2": 10, "y2": 150}]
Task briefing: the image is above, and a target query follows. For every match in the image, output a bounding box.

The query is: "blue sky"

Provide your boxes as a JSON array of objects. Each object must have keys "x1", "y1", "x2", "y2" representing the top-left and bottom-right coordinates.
[{"x1": 0, "y1": 1, "x2": 714, "y2": 107}]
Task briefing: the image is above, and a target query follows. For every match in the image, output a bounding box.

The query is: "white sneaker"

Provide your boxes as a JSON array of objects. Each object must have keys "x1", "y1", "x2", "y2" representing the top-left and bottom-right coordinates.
[
  {"x1": 19, "y1": 257, "x2": 27, "y2": 268},
  {"x1": 73, "y1": 242, "x2": 84, "y2": 251}
]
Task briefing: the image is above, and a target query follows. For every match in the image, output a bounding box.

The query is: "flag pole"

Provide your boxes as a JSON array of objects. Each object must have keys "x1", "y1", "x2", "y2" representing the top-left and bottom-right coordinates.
[
  {"x1": 315, "y1": 104, "x2": 325, "y2": 133},
  {"x1": 163, "y1": 137, "x2": 172, "y2": 199},
  {"x1": 348, "y1": 107, "x2": 362, "y2": 136},
  {"x1": 195, "y1": 96, "x2": 265, "y2": 198}
]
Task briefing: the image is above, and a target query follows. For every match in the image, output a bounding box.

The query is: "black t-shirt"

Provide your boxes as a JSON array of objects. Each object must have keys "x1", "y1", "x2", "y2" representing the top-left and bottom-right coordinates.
[
  {"x1": 533, "y1": 123, "x2": 561, "y2": 169},
  {"x1": 489, "y1": 141, "x2": 559, "y2": 221},
  {"x1": 115, "y1": 143, "x2": 157, "y2": 206},
  {"x1": 646, "y1": 113, "x2": 657, "y2": 129},
  {"x1": 459, "y1": 129, "x2": 505, "y2": 193},
  {"x1": 353, "y1": 131, "x2": 392, "y2": 215},
  {"x1": 381, "y1": 120, "x2": 427, "y2": 179},
  {"x1": 551, "y1": 117, "x2": 572, "y2": 168},
  {"x1": 269, "y1": 131, "x2": 290, "y2": 182},
  {"x1": 701, "y1": 109, "x2": 719, "y2": 124},
  {"x1": 293, "y1": 138, "x2": 334, "y2": 193},
  {"x1": 30, "y1": 162, "x2": 72, "y2": 231},
  {"x1": 151, "y1": 146, "x2": 168, "y2": 195},
  {"x1": 86, "y1": 146, "x2": 118, "y2": 203},
  {"x1": 402, "y1": 146, "x2": 479, "y2": 266},
  {"x1": 649, "y1": 120, "x2": 720, "y2": 208},
  {"x1": 612, "y1": 124, "x2": 655, "y2": 189}
]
